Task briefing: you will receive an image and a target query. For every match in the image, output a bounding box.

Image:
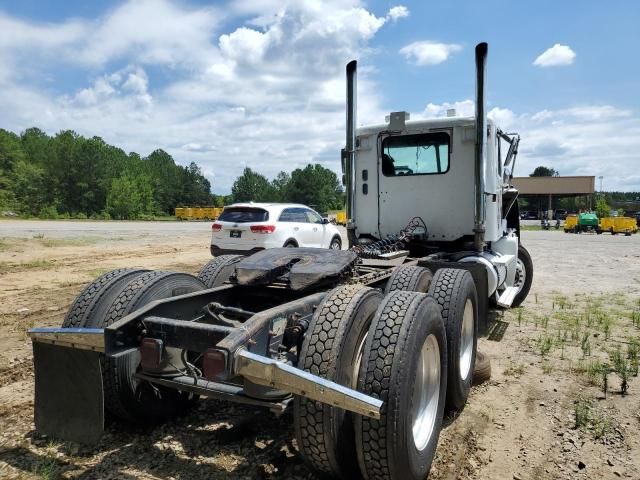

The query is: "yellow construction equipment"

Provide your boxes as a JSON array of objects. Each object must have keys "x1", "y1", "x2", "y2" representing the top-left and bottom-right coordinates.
[
  {"x1": 563, "y1": 214, "x2": 578, "y2": 232},
  {"x1": 175, "y1": 206, "x2": 224, "y2": 221},
  {"x1": 599, "y1": 216, "x2": 638, "y2": 235},
  {"x1": 336, "y1": 210, "x2": 347, "y2": 225}
]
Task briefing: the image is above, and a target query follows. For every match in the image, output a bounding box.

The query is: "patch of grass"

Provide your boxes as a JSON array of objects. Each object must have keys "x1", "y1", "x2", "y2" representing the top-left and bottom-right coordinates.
[
  {"x1": 541, "y1": 363, "x2": 553, "y2": 374},
  {"x1": 87, "y1": 268, "x2": 111, "y2": 278},
  {"x1": 37, "y1": 236, "x2": 97, "y2": 248},
  {"x1": 577, "y1": 359, "x2": 605, "y2": 387},
  {"x1": 537, "y1": 334, "x2": 554, "y2": 357},
  {"x1": 552, "y1": 294, "x2": 571, "y2": 310},
  {"x1": 32, "y1": 457, "x2": 60, "y2": 480},
  {"x1": 503, "y1": 362, "x2": 526, "y2": 377},
  {"x1": 610, "y1": 347, "x2": 630, "y2": 395},
  {"x1": 32, "y1": 232, "x2": 45, "y2": 240},
  {"x1": 0, "y1": 259, "x2": 55, "y2": 273},
  {"x1": 581, "y1": 332, "x2": 592, "y2": 358},
  {"x1": 574, "y1": 398, "x2": 614, "y2": 440},
  {"x1": 575, "y1": 397, "x2": 591, "y2": 429},
  {"x1": 628, "y1": 338, "x2": 639, "y2": 377}
]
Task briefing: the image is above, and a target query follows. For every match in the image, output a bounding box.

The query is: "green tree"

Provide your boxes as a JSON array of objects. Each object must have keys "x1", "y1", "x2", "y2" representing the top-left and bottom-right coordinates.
[
  {"x1": 530, "y1": 166, "x2": 559, "y2": 177},
  {"x1": 11, "y1": 160, "x2": 48, "y2": 215},
  {"x1": 595, "y1": 197, "x2": 611, "y2": 218},
  {"x1": 106, "y1": 176, "x2": 142, "y2": 220},
  {"x1": 285, "y1": 164, "x2": 343, "y2": 213},
  {"x1": 271, "y1": 171, "x2": 291, "y2": 201},
  {"x1": 0, "y1": 129, "x2": 25, "y2": 210},
  {"x1": 231, "y1": 167, "x2": 275, "y2": 202}
]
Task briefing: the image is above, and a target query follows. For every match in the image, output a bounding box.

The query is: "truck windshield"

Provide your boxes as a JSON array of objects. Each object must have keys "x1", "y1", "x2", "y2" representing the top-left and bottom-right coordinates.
[
  {"x1": 381, "y1": 132, "x2": 450, "y2": 177},
  {"x1": 219, "y1": 207, "x2": 269, "y2": 222}
]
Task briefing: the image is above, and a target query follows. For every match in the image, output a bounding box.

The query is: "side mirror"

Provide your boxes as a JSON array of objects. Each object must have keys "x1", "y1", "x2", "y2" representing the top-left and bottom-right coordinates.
[{"x1": 321, "y1": 217, "x2": 330, "y2": 225}]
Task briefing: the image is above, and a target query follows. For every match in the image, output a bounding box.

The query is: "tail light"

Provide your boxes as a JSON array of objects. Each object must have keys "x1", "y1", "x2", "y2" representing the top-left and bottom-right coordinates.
[
  {"x1": 212, "y1": 223, "x2": 222, "y2": 232},
  {"x1": 140, "y1": 338, "x2": 163, "y2": 370},
  {"x1": 250, "y1": 225, "x2": 276, "y2": 234},
  {"x1": 203, "y1": 348, "x2": 227, "y2": 380}
]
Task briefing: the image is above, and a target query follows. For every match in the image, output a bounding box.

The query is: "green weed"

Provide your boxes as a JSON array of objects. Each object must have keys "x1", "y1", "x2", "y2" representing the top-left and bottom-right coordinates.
[
  {"x1": 580, "y1": 332, "x2": 591, "y2": 358},
  {"x1": 503, "y1": 362, "x2": 526, "y2": 377},
  {"x1": 574, "y1": 398, "x2": 591, "y2": 429},
  {"x1": 628, "y1": 338, "x2": 639, "y2": 376},
  {"x1": 610, "y1": 348, "x2": 630, "y2": 395},
  {"x1": 538, "y1": 334, "x2": 554, "y2": 357},
  {"x1": 574, "y1": 397, "x2": 613, "y2": 440}
]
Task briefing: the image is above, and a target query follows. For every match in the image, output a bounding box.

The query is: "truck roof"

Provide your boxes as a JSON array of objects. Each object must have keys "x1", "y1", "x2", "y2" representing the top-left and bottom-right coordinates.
[{"x1": 357, "y1": 116, "x2": 496, "y2": 136}]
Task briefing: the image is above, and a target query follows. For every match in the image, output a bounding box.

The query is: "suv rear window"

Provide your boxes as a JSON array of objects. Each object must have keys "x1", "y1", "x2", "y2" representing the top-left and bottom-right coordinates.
[{"x1": 218, "y1": 207, "x2": 269, "y2": 223}]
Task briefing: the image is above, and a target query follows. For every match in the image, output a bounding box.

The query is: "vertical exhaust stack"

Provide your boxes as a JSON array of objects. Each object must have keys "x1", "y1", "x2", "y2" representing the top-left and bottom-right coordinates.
[
  {"x1": 345, "y1": 60, "x2": 358, "y2": 246},
  {"x1": 474, "y1": 43, "x2": 488, "y2": 252}
]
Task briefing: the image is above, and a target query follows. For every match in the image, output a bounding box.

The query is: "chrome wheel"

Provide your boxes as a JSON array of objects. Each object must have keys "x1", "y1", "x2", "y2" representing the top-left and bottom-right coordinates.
[
  {"x1": 459, "y1": 299, "x2": 474, "y2": 381},
  {"x1": 514, "y1": 258, "x2": 526, "y2": 293},
  {"x1": 411, "y1": 334, "x2": 441, "y2": 451},
  {"x1": 353, "y1": 333, "x2": 368, "y2": 387},
  {"x1": 330, "y1": 238, "x2": 341, "y2": 250}
]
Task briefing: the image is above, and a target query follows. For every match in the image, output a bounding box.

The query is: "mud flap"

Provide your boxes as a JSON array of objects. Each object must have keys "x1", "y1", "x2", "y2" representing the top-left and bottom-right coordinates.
[{"x1": 33, "y1": 342, "x2": 104, "y2": 444}]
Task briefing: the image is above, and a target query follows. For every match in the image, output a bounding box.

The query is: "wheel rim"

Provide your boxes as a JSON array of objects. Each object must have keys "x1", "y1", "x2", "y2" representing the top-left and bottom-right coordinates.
[
  {"x1": 411, "y1": 334, "x2": 441, "y2": 451},
  {"x1": 353, "y1": 332, "x2": 368, "y2": 387},
  {"x1": 285, "y1": 243, "x2": 296, "y2": 248},
  {"x1": 330, "y1": 239, "x2": 341, "y2": 249},
  {"x1": 514, "y1": 258, "x2": 526, "y2": 293},
  {"x1": 459, "y1": 299, "x2": 474, "y2": 381}
]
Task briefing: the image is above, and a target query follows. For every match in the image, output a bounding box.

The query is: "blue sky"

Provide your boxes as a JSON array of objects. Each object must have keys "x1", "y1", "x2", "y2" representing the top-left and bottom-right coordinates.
[{"x1": 1, "y1": 0, "x2": 639, "y2": 192}]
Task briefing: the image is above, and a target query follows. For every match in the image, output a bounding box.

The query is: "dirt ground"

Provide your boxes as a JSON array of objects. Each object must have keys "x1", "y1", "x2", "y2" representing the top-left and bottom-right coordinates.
[{"x1": 1, "y1": 220, "x2": 639, "y2": 480}]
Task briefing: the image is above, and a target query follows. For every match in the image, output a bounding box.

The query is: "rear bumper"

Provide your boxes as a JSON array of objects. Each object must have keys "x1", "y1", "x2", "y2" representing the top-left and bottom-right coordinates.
[{"x1": 210, "y1": 245, "x2": 265, "y2": 256}]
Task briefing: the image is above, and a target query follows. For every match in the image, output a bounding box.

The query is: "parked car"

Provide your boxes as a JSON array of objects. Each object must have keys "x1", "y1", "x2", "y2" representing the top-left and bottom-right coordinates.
[
  {"x1": 209, "y1": 203, "x2": 343, "y2": 256},
  {"x1": 554, "y1": 209, "x2": 568, "y2": 220}
]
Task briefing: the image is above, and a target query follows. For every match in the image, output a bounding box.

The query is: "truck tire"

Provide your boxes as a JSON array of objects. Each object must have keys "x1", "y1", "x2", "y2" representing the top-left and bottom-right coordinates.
[
  {"x1": 294, "y1": 284, "x2": 383, "y2": 479},
  {"x1": 355, "y1": 291, "x2": 447, "y2": 480},
  {"x1": 472, "y1": 351, "x2": 492, "y2": 385},
  {"x1": 198, "y1": 255, "x2": 243, "y2": 288},
  {"x1": 101, "y1": 271, "x2": 206, "y2": 423},
  {"x1": 512, "y1": 245, "x2": 533, "y2": 308},
  {"x1": 428, "y1": 268, "x2": 477, "y2": 413},
  {"x1": 384, "y1": 265, "x2": 433, "y2": 295},
  {"x1": 62, "y1": 268, "x2": 148, "y2": 328}
]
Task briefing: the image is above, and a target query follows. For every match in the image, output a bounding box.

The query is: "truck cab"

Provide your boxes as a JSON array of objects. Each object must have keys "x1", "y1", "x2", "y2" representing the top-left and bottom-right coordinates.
[{"x1": 342, "y1": 44, "x2": 527, "y2": 308}]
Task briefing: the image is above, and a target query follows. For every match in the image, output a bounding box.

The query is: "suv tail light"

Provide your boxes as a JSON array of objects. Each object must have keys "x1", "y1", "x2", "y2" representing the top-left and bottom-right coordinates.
[
  {"x1": 250, "y1": 225, "x2": 276, "y2": 234},
  {"x1": 212, "y1": 223, "x2": 222, "y2": 232}
]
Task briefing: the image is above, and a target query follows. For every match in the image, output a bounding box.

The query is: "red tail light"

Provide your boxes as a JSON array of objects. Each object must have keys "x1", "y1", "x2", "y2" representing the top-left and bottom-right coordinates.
[
  {"x1": 212, "y1": 223, "x2": 222, "y2": 232},
  {"x1": 203, "y1": 348, "x2": 227, "y2": 380},
  {"x1": 250, "y1": 225, "x2": 276, "y2": 234},
  {"x1": 140, "y1": 338, "x2": 163, "y2": 370}
]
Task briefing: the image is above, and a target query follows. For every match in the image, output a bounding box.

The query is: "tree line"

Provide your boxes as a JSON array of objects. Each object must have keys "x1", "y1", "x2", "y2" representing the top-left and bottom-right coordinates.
[
  {"x1": 0, "y1": 127, "x2": 346, "y2": 220},
  {"x1": 228, "y1": 165, "x2": 345, "y2": 214},
  {"x1": 0, "y1": 127, "x2": 213, "y2": 219}
]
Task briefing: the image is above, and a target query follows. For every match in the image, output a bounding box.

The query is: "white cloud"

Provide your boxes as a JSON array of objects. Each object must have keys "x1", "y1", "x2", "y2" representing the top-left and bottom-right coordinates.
[
  {"x1": 423, "y1": 100, "x2": 475, "y2": 118},
  {"x1": 400, "y1": 41, "x2": 462, "y2": 66},
  {"x1": 219, "y1": 27, "x2": 271, "y2": 64},
  {"x1": 418, "y1": 100, "x2": 640, "y2": 190},
  {"x1": 533, "y1": 43, "x2": 576, "y2": 67},
  {"x1": 0, "y1": 0, "x2": 391, "y2": 193},
  {"x1": 387, "y1": 6, "x2": 409, "y2": 21}
]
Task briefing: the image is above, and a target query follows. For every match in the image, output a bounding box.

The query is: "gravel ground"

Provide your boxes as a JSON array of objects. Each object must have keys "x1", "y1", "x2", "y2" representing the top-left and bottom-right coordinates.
[{"x1": 0, "y1": 221, "x2": 639, "y2": 479}]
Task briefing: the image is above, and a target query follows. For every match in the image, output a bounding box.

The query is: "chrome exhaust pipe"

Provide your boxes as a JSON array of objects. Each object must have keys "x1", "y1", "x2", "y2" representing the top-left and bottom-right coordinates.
[
  {"x1": 345, "y1": 60, "x2": 357, "y2": 247},
  {"x1": 474, "y1": 42, "x2": 488, "y2": 252}
]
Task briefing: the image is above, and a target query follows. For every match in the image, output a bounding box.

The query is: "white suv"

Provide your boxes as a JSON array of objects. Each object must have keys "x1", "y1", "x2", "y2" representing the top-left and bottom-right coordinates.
[{"x1": 209, "y1": 203, "x2": 344, "y2": 256}]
